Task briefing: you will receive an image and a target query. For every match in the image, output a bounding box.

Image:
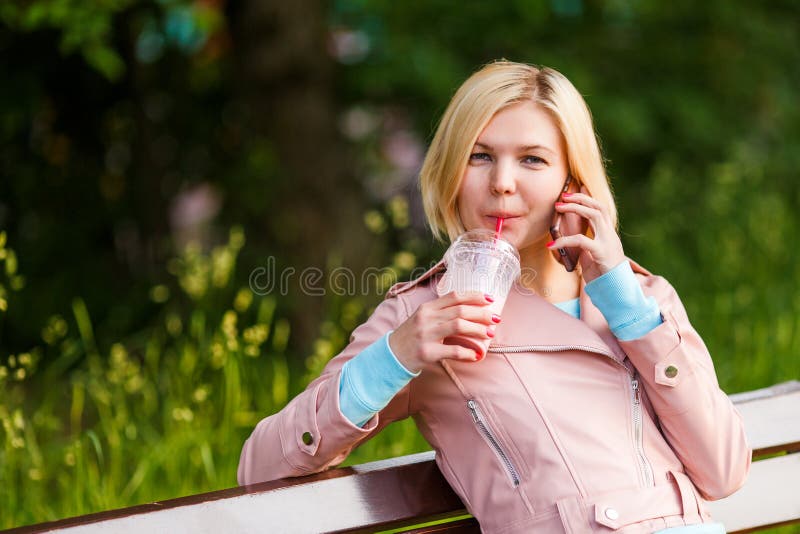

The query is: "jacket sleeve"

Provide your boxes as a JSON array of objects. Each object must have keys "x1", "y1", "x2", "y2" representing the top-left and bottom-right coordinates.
[
  {"x1": 617, "y1": 275, "x2": 751, "y2": 501},
  {"x1": 237, "y1": 295, "x2": 413, "y2": 485}
]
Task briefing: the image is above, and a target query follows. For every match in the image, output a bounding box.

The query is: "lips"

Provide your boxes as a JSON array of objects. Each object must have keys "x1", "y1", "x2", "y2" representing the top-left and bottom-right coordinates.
[{"x1": 486, "y1": 214, "x2": 521, "y2": 221}]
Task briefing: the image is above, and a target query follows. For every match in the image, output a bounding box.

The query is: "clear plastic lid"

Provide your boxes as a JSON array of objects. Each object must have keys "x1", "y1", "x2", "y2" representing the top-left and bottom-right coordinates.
[
  {"x1": 445, "y1": 229, "x2": 520, "y2": 263},
  {"x1": 442, "y1": 229, "x2": 521, "y2": 296}
]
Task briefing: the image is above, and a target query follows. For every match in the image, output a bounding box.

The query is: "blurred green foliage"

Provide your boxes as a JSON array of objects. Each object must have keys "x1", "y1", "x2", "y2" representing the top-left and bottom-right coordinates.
[
  {"x1": 1, "y1": 1, "x2": 133, "y2": 80},
  {"x1": 1, "y1": 0, "x2": 799, "y2": 530},
  {"x1": 0, "y1": 232, "x2": 26, "y2": 313}
]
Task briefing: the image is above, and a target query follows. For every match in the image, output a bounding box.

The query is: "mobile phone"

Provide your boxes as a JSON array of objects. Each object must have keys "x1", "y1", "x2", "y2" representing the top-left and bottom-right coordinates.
[{"x1": 549, "y1": 175, "x2": 586, "y2": 272}]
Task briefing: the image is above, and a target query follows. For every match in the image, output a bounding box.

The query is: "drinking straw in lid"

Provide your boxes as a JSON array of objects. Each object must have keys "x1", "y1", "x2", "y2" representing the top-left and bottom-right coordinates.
[{"x1": 494, "y1": 217, "x2": 504, "y2": 242}]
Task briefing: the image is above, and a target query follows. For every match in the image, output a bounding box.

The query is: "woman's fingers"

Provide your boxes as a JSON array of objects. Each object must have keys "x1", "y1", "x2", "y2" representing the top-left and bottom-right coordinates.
[
  {"x1": 432, "y1": 316, "x2": 495, "y2": 341},
  {"x1": 555, "y1": 201, "x2": 602, "y2": 234},
  {"x1": 434, "y1": 290, "x2": 494, "y2": 310},
  {"x1": 547, "y1": 232, "x2": 595, "y2": 252},
  {"x1": 437, "y1": 303, "x2": 497, "y2": 325},
  {"x1": 435, "y1": 341, "x2": 485, "y2": 362},
  {"x1": 561, "y1": 191, "x2": 603, "y2": 210},
  {"x1": 418, "y1": 291, "x2": 495, "y2": 331}
]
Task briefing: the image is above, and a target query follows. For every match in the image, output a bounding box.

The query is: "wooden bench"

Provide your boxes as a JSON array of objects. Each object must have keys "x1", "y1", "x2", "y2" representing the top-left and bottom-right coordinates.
[{"x1": 6, "y1": 381, "x2": 799, "y2": 534}]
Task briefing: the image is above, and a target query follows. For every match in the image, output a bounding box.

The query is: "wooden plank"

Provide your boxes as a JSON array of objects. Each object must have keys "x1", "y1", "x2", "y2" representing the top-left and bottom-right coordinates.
[
  {"x1": 5, "y1": 452, "x2": 466, "y2": 534},
  {"x1": 707, "y1": 453, "x2": 800, "y2": 533},
  {"x1": 728, "y1": 381, "x2": 800, "y2": 457},
  {"x1": 728, "y1": 380, "x2": 800, "y2": 404}
]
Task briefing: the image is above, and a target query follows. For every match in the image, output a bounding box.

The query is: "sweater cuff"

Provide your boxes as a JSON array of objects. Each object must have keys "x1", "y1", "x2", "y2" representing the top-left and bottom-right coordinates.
[
  {"x1": 585, "y1": 260, "x2": 663, "y2": 341},
  {"x1": 338, "y1": 331, "x2": 419, "y2": 427}
]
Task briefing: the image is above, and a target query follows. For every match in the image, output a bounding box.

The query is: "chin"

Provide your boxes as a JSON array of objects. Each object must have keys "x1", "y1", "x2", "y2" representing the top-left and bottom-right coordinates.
[{"x1": 498, "y1": 232, "x2": 521, "y2": 249}]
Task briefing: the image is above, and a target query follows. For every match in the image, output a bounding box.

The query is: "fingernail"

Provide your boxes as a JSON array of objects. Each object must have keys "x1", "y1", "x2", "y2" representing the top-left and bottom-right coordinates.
[
  {"x1": 555, "y1": 202, "x2": 566, "y2": 206},
  {"x1": 484, "y1": 294, "x2": 494, "y2": 303},
  {"x1": 475, "y1": 350, "x2": 484, "y2": 361},
  {"x1": 563, "y1": 192, "x2": 573, "y2": 197},
  {"x1": 546, "y1": 240, "x2": 556, "y2": 248},
  {"x1": 491, "y1": 314, "x2": 501, "y2": 323},
  {"x1": 487, "y1": 327, "x2": 495, "y2": 338}
]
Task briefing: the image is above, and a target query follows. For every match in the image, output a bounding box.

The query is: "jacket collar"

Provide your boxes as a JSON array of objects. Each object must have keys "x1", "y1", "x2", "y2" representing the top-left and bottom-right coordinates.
[
  {"x1": 386, "y1": 260, "x2": 447, "y2": 298},
  {"x1": 482, "y1": 278, "x2": 624, "y2": 361}
]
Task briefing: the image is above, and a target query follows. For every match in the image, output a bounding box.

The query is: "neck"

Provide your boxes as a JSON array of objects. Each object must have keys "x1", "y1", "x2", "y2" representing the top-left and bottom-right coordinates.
[{"x1": 517, "y1": 237, "x2": 581, "y2": 303}]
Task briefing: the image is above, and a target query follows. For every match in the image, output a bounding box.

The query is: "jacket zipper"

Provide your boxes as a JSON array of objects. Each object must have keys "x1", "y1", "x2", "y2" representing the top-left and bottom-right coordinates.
[
  {"x1": 489, "y1": 344, "x2": 655, "y2": 488},
  {"x1": 467, "y1": 399, "x2": 521, "y2": 487},
  {"x1": 631, "y1": 378, "x2": 654, "y2": 487}
]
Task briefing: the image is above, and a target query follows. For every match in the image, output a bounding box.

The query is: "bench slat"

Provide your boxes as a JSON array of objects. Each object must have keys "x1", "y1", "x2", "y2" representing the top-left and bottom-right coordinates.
[
  {"x1": 6, "y1": 452, "x2": 466, "y2": 534},
  {"x1": 729, "y1": 381, "x2": 800, "y2": 457},
  {"x1": 707, "y1": 453, "x2": 800, "y2": 533}
]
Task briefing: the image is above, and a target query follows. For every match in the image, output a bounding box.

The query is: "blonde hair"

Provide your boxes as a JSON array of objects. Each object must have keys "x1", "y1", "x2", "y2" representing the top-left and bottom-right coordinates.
[{"x1": 420, "y1": 60, "x2": 616, "y2": 241}]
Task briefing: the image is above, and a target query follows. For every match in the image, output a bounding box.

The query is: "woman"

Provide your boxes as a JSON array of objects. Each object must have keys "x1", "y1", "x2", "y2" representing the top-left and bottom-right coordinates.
[{"x1": 238, "y1": 60, "x2": 750, "y2": 533}]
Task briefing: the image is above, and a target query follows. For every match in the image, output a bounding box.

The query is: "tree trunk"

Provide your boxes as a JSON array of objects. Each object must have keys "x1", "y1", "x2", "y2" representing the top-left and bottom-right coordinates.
[{"x1": 228, "y1": 0, "x2": 371, "y2": 357}]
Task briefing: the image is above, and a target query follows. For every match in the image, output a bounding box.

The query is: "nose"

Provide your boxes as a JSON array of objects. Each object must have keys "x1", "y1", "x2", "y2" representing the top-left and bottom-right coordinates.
[{"x1": 490, "y1": 159, "x2": 516, "y2": 196}]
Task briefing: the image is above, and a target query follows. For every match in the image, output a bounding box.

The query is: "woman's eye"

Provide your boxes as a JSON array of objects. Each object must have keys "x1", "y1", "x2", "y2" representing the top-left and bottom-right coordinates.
[
  {"x1": 522, "y1": 155, "x2": 546, "y2": 165},
  {"x1": 469, "y1": 152, "x2": 491, "y2": 162}
]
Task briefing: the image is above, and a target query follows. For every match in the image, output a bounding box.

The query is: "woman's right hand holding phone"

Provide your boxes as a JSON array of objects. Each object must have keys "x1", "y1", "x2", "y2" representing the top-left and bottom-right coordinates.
[{"x1": 388, "y1": 291, "x2": 498, "y2": 374}]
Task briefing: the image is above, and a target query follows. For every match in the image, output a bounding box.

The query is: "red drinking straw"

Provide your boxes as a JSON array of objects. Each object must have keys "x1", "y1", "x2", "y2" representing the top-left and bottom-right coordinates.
[{"x1": 494, "y1": 217, "x2": 504, "y2": 241}]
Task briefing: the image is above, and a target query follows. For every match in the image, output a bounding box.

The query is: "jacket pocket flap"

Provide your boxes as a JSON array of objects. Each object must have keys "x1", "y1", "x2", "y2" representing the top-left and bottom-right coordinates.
[
  {"x1": 294, "y1": 382, "x2": 323, "y2": 456},
  {"x1": 592, "y1": 482, "x2": 684, "y2": 529}
]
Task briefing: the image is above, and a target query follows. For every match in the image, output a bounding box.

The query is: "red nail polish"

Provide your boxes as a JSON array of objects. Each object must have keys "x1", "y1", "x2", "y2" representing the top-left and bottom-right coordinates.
[
  {"x1": 487, "y1": 327, "x2": 495, "y2": 338},
  {"x1": 563, "y1": 192, "x2": 573, "y2": 197},
  {"x1": 491, "y1": 314, "x2": 501, "y2": 323},
  {"x1": 546, "y1": 240, "x2": 556, "y2": 248},
  {"x1": 475, "y1": 350, "x2": 484, "y2": 361},
  {"x1": 555, "y1": 202, "x2": 566, "y2": 206},
  {"x1": 484, "y1": 294, "x2": 494, "y2": 303}
]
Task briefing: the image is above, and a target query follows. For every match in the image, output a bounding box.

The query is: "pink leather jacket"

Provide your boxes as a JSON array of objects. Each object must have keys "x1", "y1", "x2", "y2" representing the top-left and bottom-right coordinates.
[{"x1": 238, "y1": 259, "x2": 751, "y2": 533}]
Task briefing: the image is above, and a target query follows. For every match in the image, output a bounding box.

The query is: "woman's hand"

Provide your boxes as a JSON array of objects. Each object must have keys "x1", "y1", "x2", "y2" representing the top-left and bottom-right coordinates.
[
  {"x1": 547, "y1": 185, "x2": 626, "y2": 283},
  {"x1": 388, "y1": 291, "x2": 498, "y2": 373}
]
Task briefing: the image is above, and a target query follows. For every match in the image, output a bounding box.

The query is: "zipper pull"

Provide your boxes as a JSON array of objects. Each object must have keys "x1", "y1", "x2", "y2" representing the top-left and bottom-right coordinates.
[
  {"x1": 632, "y1": 379, "x2": 641, "y2": 405},
  {"x1": 467, "y1": 400, "x2": 479, "y2": 422}
]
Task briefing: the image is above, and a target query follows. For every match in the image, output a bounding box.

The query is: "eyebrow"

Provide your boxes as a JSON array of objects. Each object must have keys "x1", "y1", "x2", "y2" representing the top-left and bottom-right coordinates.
[{"x1": 474, "y1": 142, "x2": 555, "y2": 155}]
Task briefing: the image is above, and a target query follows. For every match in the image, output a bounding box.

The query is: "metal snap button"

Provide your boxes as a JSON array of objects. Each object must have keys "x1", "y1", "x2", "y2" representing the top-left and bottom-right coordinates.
[
  {"x1": 604, "y1": 507, "x2": 619, "y2": 520},
  {"x1": 664, "y1": 365, "x2": 678, "y2": 379},
  {"x1": 302, "y1": 431, "x2": 314, "y2": 445}
]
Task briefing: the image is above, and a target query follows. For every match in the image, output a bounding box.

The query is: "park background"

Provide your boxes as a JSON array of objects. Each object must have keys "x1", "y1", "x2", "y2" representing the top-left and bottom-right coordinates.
[{"x1": 1, "y1": 0, "x2": 798, "y2": 530}]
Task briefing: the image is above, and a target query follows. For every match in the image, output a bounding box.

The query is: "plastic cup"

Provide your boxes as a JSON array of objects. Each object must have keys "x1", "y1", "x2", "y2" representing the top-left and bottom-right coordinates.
[{"x1": 439, "y1": 229, "x2": 521, "y2": 355}]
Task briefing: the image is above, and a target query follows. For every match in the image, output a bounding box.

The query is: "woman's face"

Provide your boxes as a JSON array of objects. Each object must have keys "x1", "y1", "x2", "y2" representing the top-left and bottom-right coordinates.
[{"x1": 457, "y1": 100, "x2": 569, "y2": 256}]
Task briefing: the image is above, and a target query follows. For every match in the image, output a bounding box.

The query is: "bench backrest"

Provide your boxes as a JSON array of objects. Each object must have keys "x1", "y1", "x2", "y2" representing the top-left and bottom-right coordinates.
[{"x1": 6, "y1": 381, "x2": 800, "y2": 534}]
